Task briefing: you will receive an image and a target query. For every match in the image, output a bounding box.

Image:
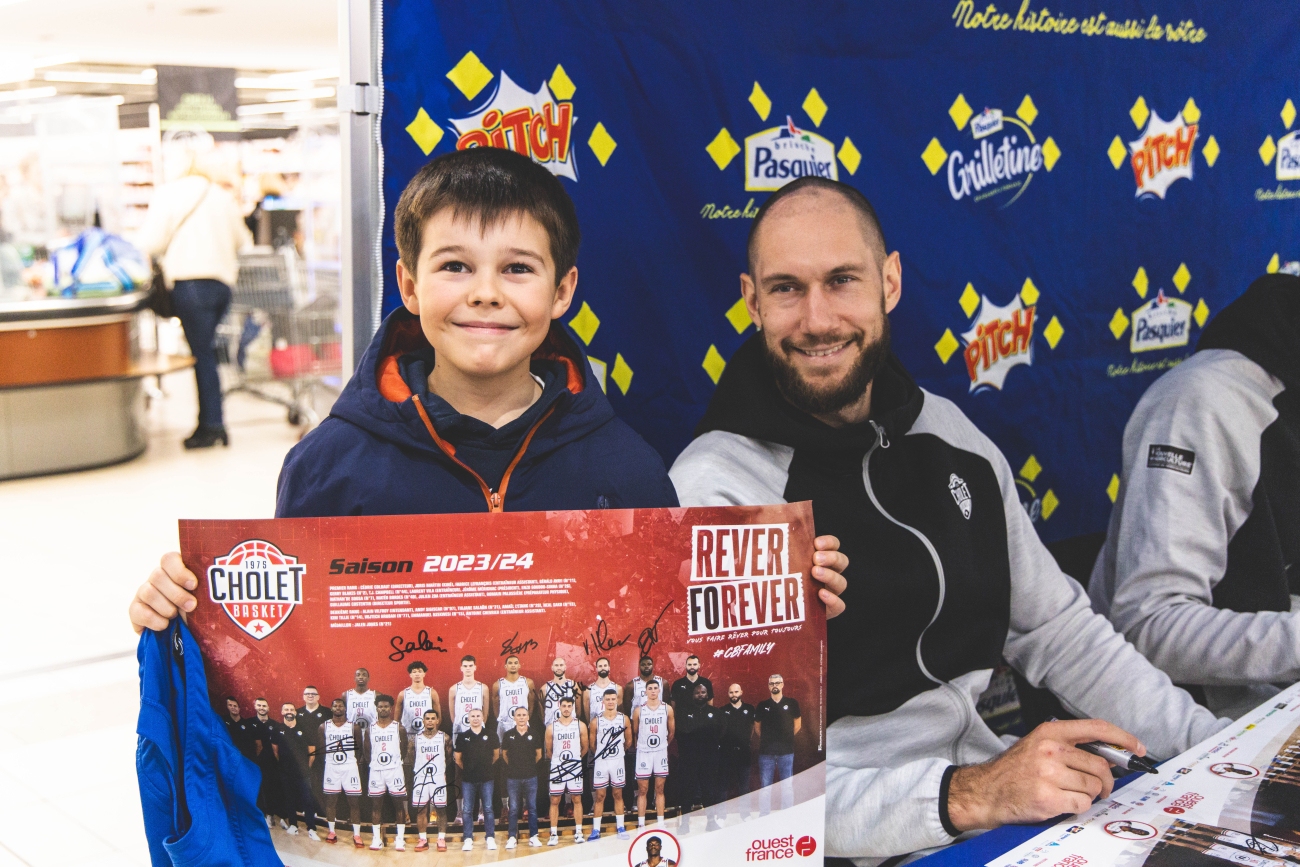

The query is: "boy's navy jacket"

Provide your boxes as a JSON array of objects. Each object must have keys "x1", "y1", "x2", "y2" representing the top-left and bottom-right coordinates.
[
  {"x1": 136, "y1": 618, "x2": 281, "y2": 867},
  {"x1": 275, "y1": 308, "x2": 679, "y2": 517}
]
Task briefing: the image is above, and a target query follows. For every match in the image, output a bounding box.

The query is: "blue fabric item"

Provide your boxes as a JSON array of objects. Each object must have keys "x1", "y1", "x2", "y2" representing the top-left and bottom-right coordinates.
[
  {"x1": 757, "y1": 752, "x2": 795, "y2": 814},
  {"x1": 172, "y1": 279, "x2": 232, "y2": 428},
  {"x1": 507, "y1": 776, "x2": 539, "y2": 839},
  {"x1": 460, "y1": 780, "x2": 496, "y2": 841},
  {"x1": 275, "y1": 307, "x2": 679, "y2": 516},
  {"x1": 136, "y1": 618, "x2": 281, "y2": 866}
]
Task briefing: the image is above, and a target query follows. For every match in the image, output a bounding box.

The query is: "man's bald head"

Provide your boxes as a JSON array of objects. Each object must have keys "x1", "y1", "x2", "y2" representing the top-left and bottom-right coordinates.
[{"x1": 746, "y1": 177, "x2": 887, "y2": 275}]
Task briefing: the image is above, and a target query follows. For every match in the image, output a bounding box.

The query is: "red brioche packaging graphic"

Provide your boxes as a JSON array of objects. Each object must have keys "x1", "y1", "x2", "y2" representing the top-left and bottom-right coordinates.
[{"x1": 182, "y1": 503, "x2": 826, "y2": 865}]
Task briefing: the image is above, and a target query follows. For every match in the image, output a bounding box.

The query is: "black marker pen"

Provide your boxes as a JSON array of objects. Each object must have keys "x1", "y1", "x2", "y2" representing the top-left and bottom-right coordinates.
[{"x1": 1078, "y1": 741, "x2": 1159, "y2": 774}]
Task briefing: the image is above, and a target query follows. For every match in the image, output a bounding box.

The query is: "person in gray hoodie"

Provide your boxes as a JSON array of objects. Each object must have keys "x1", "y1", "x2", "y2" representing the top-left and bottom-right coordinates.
[
  {"x1": 1091, "y1": 274, "x2": 1300, "y2": 721},
  {"x1": 669, "y1": 176, "x2": 1227, "y2": 865}
]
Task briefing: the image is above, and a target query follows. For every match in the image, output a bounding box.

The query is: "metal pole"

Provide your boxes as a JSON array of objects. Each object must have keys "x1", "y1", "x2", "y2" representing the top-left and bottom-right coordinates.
[{"x1": 338, "y1": 0, "x2": 381, "y2": 380}]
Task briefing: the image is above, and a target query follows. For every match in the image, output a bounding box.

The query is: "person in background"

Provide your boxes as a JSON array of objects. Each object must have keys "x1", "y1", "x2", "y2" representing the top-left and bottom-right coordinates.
[
  {"x1": 1090, "y1": 274, "x2": 1300, "y2": 720},
  {"x1": 136, "y1": 152, "x2": 251, "y2": 449},
  {"x1": 245, "y1": 172, "x2": 285, "y2": 239}
]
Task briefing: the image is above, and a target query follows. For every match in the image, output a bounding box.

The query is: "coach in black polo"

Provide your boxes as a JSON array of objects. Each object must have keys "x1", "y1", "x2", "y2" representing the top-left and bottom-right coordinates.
[{"x1": 669, "y1": 655, "x2": 713, "y2": 707}]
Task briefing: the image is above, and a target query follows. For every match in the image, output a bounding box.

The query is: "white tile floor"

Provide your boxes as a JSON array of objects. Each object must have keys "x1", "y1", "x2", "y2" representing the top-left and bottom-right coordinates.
[{"x1": 0, "y1": 371, "x2": 318, "y2": 865}]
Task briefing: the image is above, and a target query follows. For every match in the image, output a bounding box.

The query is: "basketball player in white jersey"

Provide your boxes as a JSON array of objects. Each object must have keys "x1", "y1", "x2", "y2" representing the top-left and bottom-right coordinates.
[
  {"x1": 633, "y1": 680, "x2": 674, "y2": 828},
  {"x1": 362, "y1": 695, "x2": 409, "y2": 850},
  {"x1": 397, "y1": 660, "x2": 440, "y2": 736},
  {"x1": 541, "y1": 657, "x2": 580, "y2": 728},
  {"x1": 588, "y1": 688, "x2": 631, "y2": 840},
  {"x1": 545, "y1": 696, "x2": 588, "y2": 845},
  {"x1": 344, "y1": 667, "x2": 377, "y2": 727},
  {"x1": 625, "y1": 656, "x2": 667, "y2": 716},
  {"x1": 448, "y1": 655, "x2": 489, "y2": 828},
  {"x1": 447, "y1": 656, "x2": 489, "y2": 738},
  {"x1": 408, "y1": 708, "x2": 451, "y2": 852},
  {"x1": 586, "y1": 657, "x2": 622, "y2": 721},
  {"x1": 316, "y1": 697, "x2": 364, "y2": 847},
  {"x1": 491, "y1": 654, "x2": 535, "y2": 740}
]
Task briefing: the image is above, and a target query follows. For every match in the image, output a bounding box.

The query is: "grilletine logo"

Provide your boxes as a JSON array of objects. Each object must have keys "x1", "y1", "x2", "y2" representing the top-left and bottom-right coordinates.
[{"x1": 207, "y1": 540, "x2": 304, "y2": 640}]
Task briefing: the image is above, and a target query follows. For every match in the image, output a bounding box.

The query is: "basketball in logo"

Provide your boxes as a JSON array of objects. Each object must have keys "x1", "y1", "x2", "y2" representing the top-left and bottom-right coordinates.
[{"x1": 206, "y1": 540, "x2": 305, "y2": 640}]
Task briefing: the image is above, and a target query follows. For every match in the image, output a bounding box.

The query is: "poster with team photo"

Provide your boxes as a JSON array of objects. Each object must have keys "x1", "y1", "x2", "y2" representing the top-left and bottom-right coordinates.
[
  {"x1": 988, "y1": 682, "x2": 1300, "y2": 867},
  {"x1": 181, "y1": 503, "x2": 826, "y2": 866}
]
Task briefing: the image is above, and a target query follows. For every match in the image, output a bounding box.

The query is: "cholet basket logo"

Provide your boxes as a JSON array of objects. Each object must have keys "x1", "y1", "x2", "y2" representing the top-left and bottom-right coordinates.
[{"x1": 206, "y1": 540, "x2": 305, "y2": 640}]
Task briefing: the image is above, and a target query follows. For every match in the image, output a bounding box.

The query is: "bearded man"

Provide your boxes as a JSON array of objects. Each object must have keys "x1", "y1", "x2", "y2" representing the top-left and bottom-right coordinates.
[{"x1": 669, "y1": 176, "x2": 1226, "y2": 864}]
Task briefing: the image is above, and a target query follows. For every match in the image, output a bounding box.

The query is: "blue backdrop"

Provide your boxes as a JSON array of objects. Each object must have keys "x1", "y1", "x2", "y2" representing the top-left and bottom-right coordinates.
[{"x1": 379, "y1": 1, "x2": 1300, "y2": 543}]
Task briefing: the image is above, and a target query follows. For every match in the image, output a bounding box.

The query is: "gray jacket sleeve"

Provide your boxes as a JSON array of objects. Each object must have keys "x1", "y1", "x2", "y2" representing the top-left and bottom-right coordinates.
[
  {"x1": 1090, "y1": 351, "x2": 1298, "y2": 686},
  {"x1": 916, "y1": 396, "x2": 1228, "y2": 760}
]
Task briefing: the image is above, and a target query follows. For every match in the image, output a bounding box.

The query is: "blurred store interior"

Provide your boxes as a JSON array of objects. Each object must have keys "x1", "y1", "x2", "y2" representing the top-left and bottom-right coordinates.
[{"x1": 0, "y1": 3, "x2": 339, "y2": 863}]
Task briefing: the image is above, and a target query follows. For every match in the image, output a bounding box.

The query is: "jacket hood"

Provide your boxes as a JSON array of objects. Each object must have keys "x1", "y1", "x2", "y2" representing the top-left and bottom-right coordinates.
[
  {"x1": 1197, "y1": 273, "x2": 1300, "y2": 391},
  {"x1": 693, "y1": 331, "x2": 924, "y2": 451},
  {"x1": 329, "y1": 306, "x2": 616, "y2": 459}
]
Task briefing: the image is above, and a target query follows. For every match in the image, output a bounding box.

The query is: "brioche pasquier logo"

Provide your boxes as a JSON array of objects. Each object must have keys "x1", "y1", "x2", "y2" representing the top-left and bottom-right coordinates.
[
  {"x1": 207, "y1": 540, "x2": 304, "y2": 640},
  {"x1": 745, "y1": 834, "x2": 818, "y2": 860}
]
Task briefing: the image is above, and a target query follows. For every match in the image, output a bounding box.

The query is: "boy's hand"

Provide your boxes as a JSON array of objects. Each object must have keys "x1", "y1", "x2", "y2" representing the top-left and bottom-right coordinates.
[
  {"x1": 812, "y1": 535, "x2": 849, "y2": 619},
  {"x1": 130, "y1": 552, "x2": 198, "y2": 634}
]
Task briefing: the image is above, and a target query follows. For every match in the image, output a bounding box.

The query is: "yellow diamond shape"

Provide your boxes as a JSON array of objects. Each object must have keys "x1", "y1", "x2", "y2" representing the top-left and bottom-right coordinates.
[
  {"x1": 1107, "y1": 136, "x2": 1128, "y2": 169},
  {"x1": 838, "y1": 136, "x2": 862, "y2": 175},
  {"x1": 548, "y1": 64, "x2": 575, "y2": 101},
  {"x1": 934, "y1": 329, "x2": 960, "y2": 364},
  {"x1": 802, "y1": 88, "x2": 827, "y2": 127},
  {"x1": 1261, "y1": 135, "x2": 1277, "y2": 166},
  {"x1": 1106, "y1": 474, "x2": 1120, "y2": 503},
  {"x1": 1020, "y1": 454, "x2": 1042, "y2": 483},
  {"x1": 1202, "y1": 135, "x2": 1220, "y2": 167},
  {"x1": 922, "y1": 138, "x2": 949, "y2": 175},
  {"x1": 1284, "y1": 99, "x2": 1297, "y2": 130},
  {"x1": 587, "y1": 355, "x2": 607, "y2": 393},
  {"x1": 725, "y1": 297, "x2": 753, "y2": 333},
  {"x1": 1109, "y1": 307, "x2": 1130, "y2": 339},
  {"x1": 610, "y1": 353, "x2": 633, "y2": 395},
  {"x1": 568, "y1": 301, "x2": 600, "y2": 345},
  {"x1": 1193, "y1": 298, "x2": 1210, "y2": 327},
  {"x1": 1132, "y1": 266, "x2": 1149, "y2": 298},
  {"x1": 1020, "y1": 277, "x2": 1040, "y2": 306},
  {"x1": 1181, "y1": 97, "x2": 1201, "y2": 124},
  {"x1": 706, "y1": 128, "x2": 741, "y2": 170},
  {"x1": 1044, "y1": 315, "x2": 1064, "y2": 349},
  {"x1": 702, "y1": 345, "x2": 726, "y2": 384},
  {"x1": 1041, "y1": 489, "x2": 1059, "y2": 520},
  {"x1": 948, "y1": 94, "x2": 973, "y2": 130},
  {"x1": 1129, "y1": 96, "x2": 1149, "y2": 129},
  {"x1": 959, "y1": 282, "x2": 980, "y2": 317},
  {"x1": 588, "y1": 122, "x2": 617, "y2": 166},
  {"x1": 748, "y1": 82, "x2": 771, "y2": 121},
  {"x1": 1172, "y1": 262, "x2": 1191, "y2": 293},
  {"x1": 1016, "y1": 95, "x2": 1038, "y2": 126},
  {"x1": 1041, "y1": 136, "x2": 1060, "y2": 171},
  {"x1": 446, "y1": 51, "x2": 494, "y2": 100},
  {"x1": 405, "y1": 107, "x2": 443, "y2": 156},
  {"x1": 1268, "y1": 253, "x2": 1281, "y2": 273}
]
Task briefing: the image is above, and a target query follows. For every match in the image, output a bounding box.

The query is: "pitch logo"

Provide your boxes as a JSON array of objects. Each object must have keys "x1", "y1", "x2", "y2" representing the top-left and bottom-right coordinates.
[
  {"x1": 207, "y1": 540, "x2": 305, "y2": 640},
  {"x1": 1130, "y1": 290, "x2": 1192, "y2": 353},
  {"x1": 1108, "y1": 97, "x2": 1217, "y2": 200},
  {"x1": 962, "y1": 294, "x2": 1035, "y2": 391},
  {"x1": 745, "y1": 115, "x2": 838, "y2": 191},
  {"x1": 921, "y1": 94, "x2": 1061, "y2": 209},
  {"x1": 451, "y1": 71, "x2": 577, "y2": 180}
]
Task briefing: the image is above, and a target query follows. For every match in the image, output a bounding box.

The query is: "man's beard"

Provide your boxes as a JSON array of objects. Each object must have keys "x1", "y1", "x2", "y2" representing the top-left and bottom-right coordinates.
[{"x1": 765, "y1": 316, "x2": 891, "y2": 416}]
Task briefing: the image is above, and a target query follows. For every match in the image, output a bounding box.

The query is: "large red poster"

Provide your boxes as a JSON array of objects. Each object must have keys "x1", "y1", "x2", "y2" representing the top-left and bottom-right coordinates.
[{"x1": 182, "y1": 503, "x2": 826, "y2": 866}]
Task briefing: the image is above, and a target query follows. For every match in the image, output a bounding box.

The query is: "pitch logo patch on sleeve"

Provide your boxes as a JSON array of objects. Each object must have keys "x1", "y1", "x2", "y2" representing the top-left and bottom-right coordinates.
[
  {"x1": 1147, "y1": 444, "x2": 1196, "y2": 475},
  {"x1": 207, "y1": 540, "x2": 305, "y2": 639}
]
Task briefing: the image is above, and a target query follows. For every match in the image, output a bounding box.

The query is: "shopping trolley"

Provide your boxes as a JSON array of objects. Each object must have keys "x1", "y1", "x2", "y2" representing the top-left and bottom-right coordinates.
[{"x1": 218, "y1": 251, "x2": 342, "y2": 429}]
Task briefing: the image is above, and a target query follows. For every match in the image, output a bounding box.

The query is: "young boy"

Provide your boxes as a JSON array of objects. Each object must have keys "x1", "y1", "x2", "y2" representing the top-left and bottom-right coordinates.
[{"x1": 128, "y1": 149, "x2": 847, "y2": 631}]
